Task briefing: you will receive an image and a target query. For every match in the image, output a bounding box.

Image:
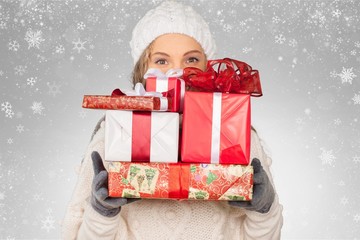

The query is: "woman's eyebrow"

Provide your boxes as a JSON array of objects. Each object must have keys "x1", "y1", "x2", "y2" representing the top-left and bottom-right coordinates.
[
  {"x1": 151, "y1": 52, "x2": 170, "y2": 57},
  {"x1": 183, "y1": 50, "x2": 203, "y2": 56}
]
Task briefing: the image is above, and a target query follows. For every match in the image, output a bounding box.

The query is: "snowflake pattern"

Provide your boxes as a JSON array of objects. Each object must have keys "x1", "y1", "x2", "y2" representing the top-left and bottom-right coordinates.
[
  {"x1": 319, "y1": 148, "x2": 336, "y2": 166},
  {"x1": 275, "y1": 34, "x2": 286, "y2": 44},
  {"x1": 338, "y1": 67, "x2": 357, "y2": 84},
  {"x1": 47, "y1": 82, "x2": 61, "y2": 97},
  {"x1": 26, "y1": 77, "x2": 37, "y2": 86},
  {"x1": 1, "y1": 101, "x2": 14, "y2": 118},
  {"x1": 352, "y1": 92, "x2": 360, "y2": 105},
  {"x1": 55, "y1": 44, "x2": 65, "y2": 54},
  {"x1": 16, "y1": 124, "x2": 25, "y2": 133},
  {"x1": 72, "y1": 38, "x2": 87, "y2": 53},
  {"x1": 24, "y1": 29, "x2": 45, "y2": 49},
  {"x1": 30, "y1": 101, "x2": 45, "y2": 115},
  {"x1": 41, "y1": 215, "x2": 55, "y2": 232},
  {"x1": 8, "y1": 40, "x2": 20, "y2": 51}
]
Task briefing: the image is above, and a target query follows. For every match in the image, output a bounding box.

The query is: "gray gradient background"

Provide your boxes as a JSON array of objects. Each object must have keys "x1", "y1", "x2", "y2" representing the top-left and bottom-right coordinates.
[{"x1": 1, "y1": 0, "x2": 360, "y2": 239}]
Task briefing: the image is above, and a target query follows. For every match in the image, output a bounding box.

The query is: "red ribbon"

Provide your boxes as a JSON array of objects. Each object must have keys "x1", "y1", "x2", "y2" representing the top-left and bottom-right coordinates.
[
  {"x1": 131, "y1": 112, "x2": 151, "y2": 162},
  {"x1": 182, "y1": 58, "x2": 263, "y2": 97}
]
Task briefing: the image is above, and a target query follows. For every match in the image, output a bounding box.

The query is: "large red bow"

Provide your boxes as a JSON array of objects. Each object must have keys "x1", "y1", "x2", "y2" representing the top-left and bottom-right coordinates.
[{"x1": 182, "y1": 58, "x2": 262, "y2": 97}]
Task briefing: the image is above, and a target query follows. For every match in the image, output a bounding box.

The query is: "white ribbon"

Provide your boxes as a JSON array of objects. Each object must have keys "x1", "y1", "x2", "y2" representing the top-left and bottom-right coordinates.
[
  {"x1": 210, "y1": 93, "x2": 222, "y2": 164},
  {"x1": 122, "y1": 83, "x2": 168, "y2": 111}
]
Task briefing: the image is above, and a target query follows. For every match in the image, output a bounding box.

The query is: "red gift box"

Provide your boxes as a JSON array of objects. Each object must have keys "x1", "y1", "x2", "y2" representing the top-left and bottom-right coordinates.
[
  {"x1": 145, "y1": 69, "x2": 185, "y2": 112},
  {"x1": 82, "y1": 86, "x2": 171, "y2": 111},
  {"x1": 108, "y1": 161, "x2": 253, "y2": 201},
  {"x1": 181, "y1": 91, "x2": 251, "y2": 165},
  {"x1": 82, "y1": 95, "x2": 166, "y2": 111}
]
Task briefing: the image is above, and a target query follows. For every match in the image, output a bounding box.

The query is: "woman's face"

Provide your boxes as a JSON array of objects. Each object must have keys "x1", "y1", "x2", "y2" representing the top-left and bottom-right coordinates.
[{"x1": 148, "y1": 33, "x2": 207, "y2": 73}]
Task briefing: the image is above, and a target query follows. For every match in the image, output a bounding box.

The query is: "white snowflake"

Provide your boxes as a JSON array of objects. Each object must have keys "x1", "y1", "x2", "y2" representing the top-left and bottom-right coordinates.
[
  {"x1": 223, "y1": 23, "x2": 233, "y2": 32},
  {"x1": 8, "y1": 40, "x2": 20, "y2": 51},
  {"x1": 319, "y1": 148, "x2": 336, "y2": 166},
  {"x1": 26, "y1": 77, "x2": 37, "y2": 86},
  {"x1": 1, "y1": 101, "x2": 12, "y2": 112},
  {"x1": 30, "y1": 101, "x2": 45, "y2": 115},
  {"x1": 7, "y1": 138, "x2": 13, "y2": 144},
  {"x1": 24, "y1": 29, "x2": 45, "y2": 49},
  {"x1": 103, "y1": 64, "x2": 109, "y2": 70},
  {"x1": 250, "y1": 5, "x2": 264, "y2": 15},
  {"x1": 72, "y1": 38, "x2": 87, "y2": 53},
  {"x1": 334, "y1": 118, "x2": 341, "y2": 125},
  {"x1": 0, "y1": 20, "x2": 7, "y2": 29},
  {"x1": 79, "y1": 110, "x2": 86, "y2": 119},
  {"x1": 47, "y1": 82, "x2": 61, "y2": 97},
  {"x1": 16, "y1": 124, "x2": 24, "y2": 133},
  {"x1": 77, "y1": 21, "x2": 86, "y2": 30},
  {"x1": 332, "y1": 9, "x2": 341, "y2": 18},
  {"x1": 55, "y1": 44, "x2": 65, "y2": 54},
  {"x1": 86, "y1": 55, "x2": 93, "y2": 60},
  {"x1": 330, "y1": 44, "x2": 338, "y2": 52},
  {"x1": 1, "y1": 102, "x2": 14, "y2": 118},
  {"x1": 272, "y1": 16, "x2": 280, "y2": 24},
  {"x1": 340, "y1": 196, "x2": 348, "y2": 205},
  {"x1": 353, "y1": 155, "x2": 360, "y2": 164},
  {"x1": 330, "y1": 70, "x2": 338, "y2": 78},
  {"x1": 288, "y1": 39, "x2": 298, "y2": 47},
  {"x1": 275, "y1": 34, "x2": 286, "y2": 44},
  {"x1": 41, "y1": 215, "x2": 55, "y2": 232},
  {"x1": 352, "y1": 92, "x2": 360, "y2": 105},
  {"x1": 0, "y1": 70, "x2": 4, "y2": 76},
  {"x1": 14, "y1": 65, "x2": 27, "y2": 76},
  {"x1": 338, "y1": 67, "x2": 357, "y2": 84},
  {"x1": 354, "y1": 214, "x2": 360, "y2": 223},
  {"x1": 355, "y1": 41, "x2": 360, "y2": 48}
]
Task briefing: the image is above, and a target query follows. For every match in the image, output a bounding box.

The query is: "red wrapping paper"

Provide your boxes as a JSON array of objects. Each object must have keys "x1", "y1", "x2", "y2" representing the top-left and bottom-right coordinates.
[
  {"x1": 108, "y1": 161, "x2": 253, "y2": 201},
  {"x1": 146, "y1": 77, "x2": 184, "y2": 112},
  {"x1": 181, "y1": 91, "x2": 251, "y2": 164},
  {"x1": 82, "y1": 95, "x2": 166, "y2": 111}
]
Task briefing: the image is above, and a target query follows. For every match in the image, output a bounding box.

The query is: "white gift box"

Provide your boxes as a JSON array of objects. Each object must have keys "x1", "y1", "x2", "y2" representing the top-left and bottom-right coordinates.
[{"x1": 105, "y1": 110, "x2": 179, "y2": 163}]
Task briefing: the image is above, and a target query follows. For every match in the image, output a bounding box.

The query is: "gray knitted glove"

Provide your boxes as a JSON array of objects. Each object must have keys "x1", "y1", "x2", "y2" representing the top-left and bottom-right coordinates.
[
  {"x1": 229, "y1": 158, "x2": 275, "y2": 213},
  {"x1": 91, "y1": 151, "x2": 138, "y2": 217}
]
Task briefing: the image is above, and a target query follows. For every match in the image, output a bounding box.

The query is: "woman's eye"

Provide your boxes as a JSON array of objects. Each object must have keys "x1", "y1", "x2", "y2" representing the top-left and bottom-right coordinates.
[
  {"x1": 155, "y1": 59, "x2": 168, "y2": 65},
  {"x1": 187, "y1": 57, "x2": 199, "y2": 63}
]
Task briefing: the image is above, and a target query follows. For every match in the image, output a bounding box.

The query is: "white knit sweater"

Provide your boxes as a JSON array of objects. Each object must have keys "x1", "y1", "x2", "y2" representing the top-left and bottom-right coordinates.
[{"x1": 61, "y1": 119, "x2": 283, "y2": 240}]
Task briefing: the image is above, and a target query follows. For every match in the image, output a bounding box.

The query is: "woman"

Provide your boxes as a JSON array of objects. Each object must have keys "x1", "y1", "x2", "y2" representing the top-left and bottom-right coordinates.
[{"x1": 62, "y1": 1, "x2": 283, "y2": 239}]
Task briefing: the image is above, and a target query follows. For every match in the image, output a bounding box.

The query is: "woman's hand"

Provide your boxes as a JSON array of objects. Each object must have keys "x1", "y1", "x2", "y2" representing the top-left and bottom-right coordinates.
[
  {"x1": 229, "y1": 158, "x2": 275, "y2": 214},
  {"x1": 91, "y1": 151, "x2": 138, "y2": 217}
]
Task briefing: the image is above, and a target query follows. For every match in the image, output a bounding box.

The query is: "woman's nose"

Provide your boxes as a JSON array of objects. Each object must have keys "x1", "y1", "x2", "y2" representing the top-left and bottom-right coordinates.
[{"x1": 172, "y1": 62, "x2": 185, "y2": 70}]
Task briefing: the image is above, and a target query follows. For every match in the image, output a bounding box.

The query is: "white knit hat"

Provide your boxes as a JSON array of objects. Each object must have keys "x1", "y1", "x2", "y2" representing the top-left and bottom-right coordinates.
[{"x1": 130, "y1": 1, "x2": 216, "y2": 64}]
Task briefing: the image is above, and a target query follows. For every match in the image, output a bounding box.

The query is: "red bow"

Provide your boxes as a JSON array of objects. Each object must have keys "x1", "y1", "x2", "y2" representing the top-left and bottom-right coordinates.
[{"x1": 182, "y1": 58, "x2": 262, "y2": 97}]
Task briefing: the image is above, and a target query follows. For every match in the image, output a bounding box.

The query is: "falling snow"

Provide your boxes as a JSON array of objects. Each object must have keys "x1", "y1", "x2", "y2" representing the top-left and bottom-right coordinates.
[
  {"x1": 338, "y1": 67, "x2": 357, "y2": 84},
  {"x1": 30, "y1": 101, "x2": 45, "y2": 115},
  {"x1": 24, "y1": 29, "x2": 45, "y2": 49},
  {"x1": 319, "y1": 148, "x2": 336, "y2": 166}
]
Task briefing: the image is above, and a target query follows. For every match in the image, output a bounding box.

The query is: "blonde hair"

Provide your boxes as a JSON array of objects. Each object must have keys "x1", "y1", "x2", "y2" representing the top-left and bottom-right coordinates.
[{"x1": 131, "y1": 44, "x2": 152, "y2": 88}]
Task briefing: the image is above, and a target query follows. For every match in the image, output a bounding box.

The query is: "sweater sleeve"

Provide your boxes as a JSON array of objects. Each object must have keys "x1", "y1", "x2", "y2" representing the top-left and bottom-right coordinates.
[
  {"x1": 61, "y1": 118, "x2": 127, "y2": 239},
  {"x1": 241, "y1": 131, "x2": 283, "y2": 240}
]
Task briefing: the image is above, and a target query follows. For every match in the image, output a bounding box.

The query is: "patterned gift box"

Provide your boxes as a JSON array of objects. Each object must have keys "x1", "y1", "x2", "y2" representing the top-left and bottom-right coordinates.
[
  {"x1": 105, "y1": 110, "x2": 179, "y2": 163},
  {"x1": 82, "y1": 94, "x2": 170, "y2": 111},
  {"x1": 108, "y1": 161, "x2": 253, "y2": 201},
  {"x1": 181, "y1": 91, "x2": 251, "y2": 165}
]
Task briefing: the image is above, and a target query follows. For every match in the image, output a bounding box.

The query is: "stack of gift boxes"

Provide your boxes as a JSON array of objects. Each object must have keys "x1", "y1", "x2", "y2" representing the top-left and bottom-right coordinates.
[{"x1": 82, "y1": 58, "x2": 262, "y2": 201}]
